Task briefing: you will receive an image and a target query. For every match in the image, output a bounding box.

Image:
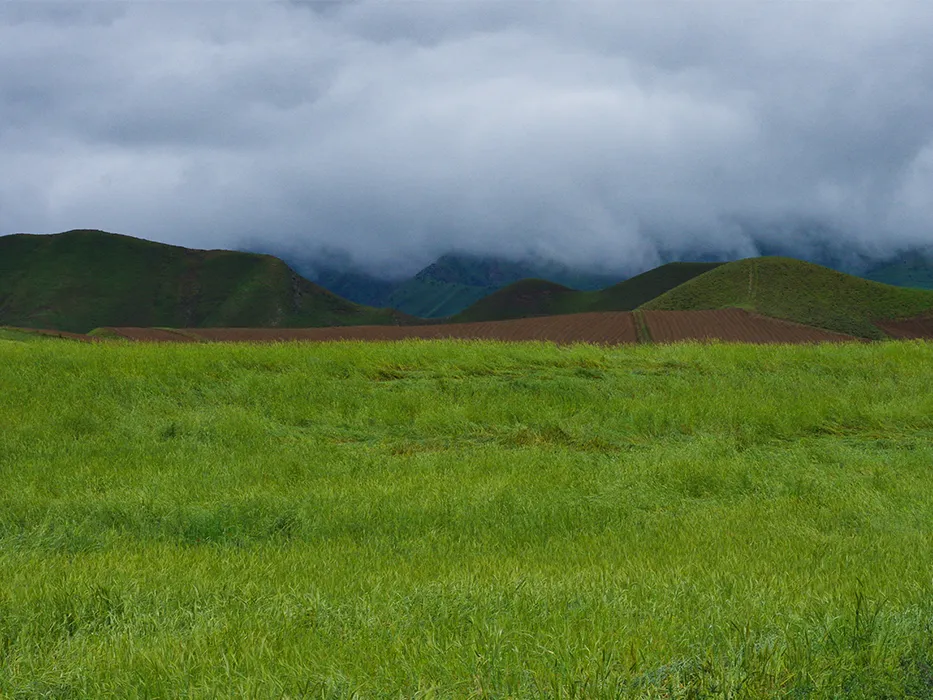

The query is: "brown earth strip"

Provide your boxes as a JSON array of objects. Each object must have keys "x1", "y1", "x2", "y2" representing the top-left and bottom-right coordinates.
[
  {"x1": 642, "y1": 309, "x2": 863, "y2": 344},
  {"x1": 104, "y1": 312, "x2": 640, "y2": 345},
  {"x1": 99, "y1": 310, "x2": 866, "y2": 346},
  {"x1": 874, "y1": 314, "x2": 933, "y2": 339},
  {"x1": 185, "y1": 312, "x2": 641, "y2": 345}
]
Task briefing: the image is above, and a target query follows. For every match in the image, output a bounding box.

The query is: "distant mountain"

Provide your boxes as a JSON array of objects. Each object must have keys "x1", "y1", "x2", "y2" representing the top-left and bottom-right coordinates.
[
  {"x1": 641, "y1": 257, "x2": 933, "y2": 339},
  {"x1": 454, "y1": 262, "x2": 722, "y2": 323},
  {"x1": 293, "y1": 252, "x2": 626, "y2": 318},
  {"x1": 862, "y1": 250, "x2": 933, "y2": 290},
  {"x1": 0, "y1": 230, "x2": 411, "y2": 333},
  {"x1": 311, "y1": 268, "x2": 399, "y2": 309}
]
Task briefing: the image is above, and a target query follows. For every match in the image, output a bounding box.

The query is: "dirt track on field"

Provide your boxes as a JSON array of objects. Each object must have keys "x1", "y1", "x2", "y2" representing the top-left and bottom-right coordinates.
[
  {"x1": 874, "y1": 314, "x2": 933, "y2": 340},
  {"x1": 641, "y1": 309, "x2": 863, "y2": 344},
  {"x1": 97, "y1": 309, "x2": 870, "y2": 345}
]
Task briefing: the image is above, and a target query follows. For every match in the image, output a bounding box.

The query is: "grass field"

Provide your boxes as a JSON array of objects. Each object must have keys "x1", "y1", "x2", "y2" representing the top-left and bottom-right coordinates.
[
  {"x1": 0, "y1": 327, "x2": 45, "y2": 342},
  {"x1": 2, "y1": 337, "x2": 933, "y2": 697}
]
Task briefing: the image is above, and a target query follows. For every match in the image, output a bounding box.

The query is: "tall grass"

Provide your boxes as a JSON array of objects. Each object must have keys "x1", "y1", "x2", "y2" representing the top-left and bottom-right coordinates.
[{"x1": 2, "y1": 338, "x2": 933, "y2": 697}]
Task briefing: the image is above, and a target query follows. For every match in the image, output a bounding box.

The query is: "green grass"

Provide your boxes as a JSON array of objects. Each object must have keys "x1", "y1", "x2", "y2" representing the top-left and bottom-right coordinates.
[
  {"x1": 0, "y1": 230, "x2": 409, "y2": 333},
  {"x1": 453, "y1": 263, "x2": 722, "y2": 323},
  {"x1": 641, "y1": 257, "x2": 933, "y2": 338},
  {"x1": 2, "y1": 338, "x2": 933, "y2": 697},
  {"x1": 0, "y1": 327, "x2": 44, "y2": 342}
]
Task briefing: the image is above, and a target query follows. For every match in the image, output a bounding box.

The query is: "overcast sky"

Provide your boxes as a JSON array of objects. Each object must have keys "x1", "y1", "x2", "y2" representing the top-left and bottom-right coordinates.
[{"x1": 2, "y1": 1, "x2": 932, "y2": 277}]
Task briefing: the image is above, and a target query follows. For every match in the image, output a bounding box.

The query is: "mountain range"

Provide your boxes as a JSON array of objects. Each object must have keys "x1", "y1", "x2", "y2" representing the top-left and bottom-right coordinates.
[
  {"x1": 2, "y1": 229, "x2": 933, "y2": 338},
  {"x1": 285, "y1": 245, "x2": 933, "y2": 318},
  {"x1": 294, "y1": 253, "x2": 625, "y2": 318}
]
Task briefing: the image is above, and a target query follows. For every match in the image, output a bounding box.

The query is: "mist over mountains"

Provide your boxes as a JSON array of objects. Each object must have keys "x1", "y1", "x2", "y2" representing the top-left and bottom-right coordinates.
[
  {"x1": 2, "y1": 2, "x2": 932, "y2": 272},
  {"x1": 259, "y1": 237, "x2": 932, "y2": 317}
]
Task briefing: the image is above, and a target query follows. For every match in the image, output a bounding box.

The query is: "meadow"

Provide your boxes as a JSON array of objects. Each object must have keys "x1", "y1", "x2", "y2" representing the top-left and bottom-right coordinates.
[{"x1": 1, "y1": 337, "x2": 933, "y2": 698}]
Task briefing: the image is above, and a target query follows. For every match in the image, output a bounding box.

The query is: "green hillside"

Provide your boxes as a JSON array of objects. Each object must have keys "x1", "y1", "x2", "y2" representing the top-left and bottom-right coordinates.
[
  {"x1": 453, "y1": 262, "x2": 722, "y2": 322},
  {"x1": 298, "y1": 253, "x2": 626, "y2": 318},
  {"x1": 641, "y1": 257, "x2": 933, "y2": 338},
  {"x1": 0, "y1": 327, "x2": 47, "y2": 342},
  {"x1": 0, "y1": 230, "x2": 409, "y2": 333},
  {"x1": 385, "y1": 278, "x2": 495, "y2": 318}
]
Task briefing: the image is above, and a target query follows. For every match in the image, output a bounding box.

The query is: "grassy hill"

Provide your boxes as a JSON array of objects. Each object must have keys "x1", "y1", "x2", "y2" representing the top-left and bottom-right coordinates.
[
  {"x1": 385, "y1": 278, "x2": 496, "y2": 318},
  {"x1": 0, "y1": 230, "x2": 410, "y2": 333},
  {"x1": 297, "y1": 253, "x2": 626, "y2": 318},
  {"x1": 453, "y1": 262, "x2": 722, "y2": 322},
  {"x1": 641, "y1": 257, "x2": 933, "y2": 338}
]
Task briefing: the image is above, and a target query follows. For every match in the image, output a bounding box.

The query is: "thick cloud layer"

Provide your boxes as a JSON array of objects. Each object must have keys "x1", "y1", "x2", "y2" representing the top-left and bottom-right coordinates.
[{"x1": 2, "y1": 1, "x2": 932, "y2": 276}]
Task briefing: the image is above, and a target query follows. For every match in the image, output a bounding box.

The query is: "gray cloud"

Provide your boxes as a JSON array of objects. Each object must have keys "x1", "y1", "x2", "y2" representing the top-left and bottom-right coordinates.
[{"x1": 2, "y1": 1, "x2": 932, "y2": 277}]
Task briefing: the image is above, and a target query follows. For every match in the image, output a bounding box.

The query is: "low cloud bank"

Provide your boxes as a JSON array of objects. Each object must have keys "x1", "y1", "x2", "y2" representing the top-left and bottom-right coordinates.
[{"x1": 2, "y1": 2, "x2": 932, "y2": 276}]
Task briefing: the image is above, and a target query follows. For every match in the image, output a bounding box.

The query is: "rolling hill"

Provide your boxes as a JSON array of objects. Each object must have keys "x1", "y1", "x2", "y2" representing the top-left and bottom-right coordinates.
[
  {"x1": 640, "y1": 257, "x2": 933, "y2": 338},
  {"x1": 452, "y1": 262, "x2": 723, "y2": 322},
  {"x1": 0, "y1": 230, "x2": 411, "y2": 333},
  {"x1": 297, "y1": 252, "x2": 626, "y2": 318}
]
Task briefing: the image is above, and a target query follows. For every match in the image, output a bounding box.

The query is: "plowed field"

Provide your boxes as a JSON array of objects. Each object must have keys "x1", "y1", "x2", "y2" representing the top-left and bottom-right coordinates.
[
  {"x1": 874, "y1": 314, "x2": 933, "y2": 339},
  {"x1": 103, "y1": 312, "x2": 641, "y2": 345},
  {"x1": 96, "y1": 310, "x2": 873, "y2": 345},
  {"x1": 641, "y1": 309, "x2": 861, "y2": 344}
]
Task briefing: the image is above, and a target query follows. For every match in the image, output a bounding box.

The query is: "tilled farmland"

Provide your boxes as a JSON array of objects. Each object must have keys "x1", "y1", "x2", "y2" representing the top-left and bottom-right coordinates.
[
  {"x1": 87, "y1": 309, "x2": 882, "y2": 345},
  {"x1": 99, "y1": 312, "x2": 641, "y2": 345},
  {"x1": 874, "y1": 313, "x2": 933, "y2": 339},
  {"x1": 640, "y1": 309, "x2": 864, "y2": 344}
]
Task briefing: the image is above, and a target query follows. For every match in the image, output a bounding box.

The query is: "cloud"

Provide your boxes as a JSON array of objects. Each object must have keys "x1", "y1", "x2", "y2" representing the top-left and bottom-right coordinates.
[{"x1": 1, "y1": 1, "x2": 932, "y2": 276}]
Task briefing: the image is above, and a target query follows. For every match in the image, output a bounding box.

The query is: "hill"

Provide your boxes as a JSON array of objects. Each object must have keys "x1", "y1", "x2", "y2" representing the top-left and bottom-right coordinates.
[
  {"x1": 0, "y1": 230, "x2": 410, "y2": 333},
  {"x1": 453, "y1": 262, "x2": 722, "y2": 322},
  {"x1": 640, "y1": 257, "x2": 933, "y2": 338},
  {"x1": 295, "y1": 252, "x2": 626, "y2": 318}
]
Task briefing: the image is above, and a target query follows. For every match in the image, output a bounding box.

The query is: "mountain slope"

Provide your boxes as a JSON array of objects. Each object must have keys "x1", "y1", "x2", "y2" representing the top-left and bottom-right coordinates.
[
  {"x1": 640, "y1": 257, "x2": 933, "y2": 338},
  {"x1": 310, "y1": 268, "x2": 400, "y2": 309},
  {"x1": 453, "y1": 262, "x2": 722, "y2": 323},
  {"x1": 0, "y1": 230, "x2": 410, "y2": 333},
  {"x1": 862, "y1": 251, "x2": 933, "y2": 290},
  {"x1": 294, "y1": 252, "x2": 627, "y2": 318}
]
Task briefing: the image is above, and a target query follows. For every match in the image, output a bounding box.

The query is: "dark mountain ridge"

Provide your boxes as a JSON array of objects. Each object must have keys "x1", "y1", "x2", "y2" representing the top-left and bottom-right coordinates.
[{"x1": 0, "y1": 230, "x2": 410, "y2": 333}]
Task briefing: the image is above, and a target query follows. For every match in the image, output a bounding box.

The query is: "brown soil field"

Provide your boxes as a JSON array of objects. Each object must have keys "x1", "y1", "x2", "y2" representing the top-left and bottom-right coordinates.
[
  {"x1": 97, "y1": 310, "x2": 870, "y2": 345},
  {"x1": 112, "y1": 312, "x2": 641, "y2": 345},
  {"x1": 641, "y1": 309, "x2": 862, "y2": 344},
  {"x1": 875, "y1": 314, "x2": 933, "y2": 339}
]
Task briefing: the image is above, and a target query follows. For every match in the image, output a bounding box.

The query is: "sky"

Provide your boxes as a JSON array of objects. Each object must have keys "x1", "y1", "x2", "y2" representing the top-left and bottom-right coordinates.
[{"x1": 2, "y1": 1, "x2": 933, "y2": 278}]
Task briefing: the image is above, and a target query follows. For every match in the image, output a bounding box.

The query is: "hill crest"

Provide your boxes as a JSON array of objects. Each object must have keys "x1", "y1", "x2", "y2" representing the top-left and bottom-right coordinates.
[
  {"x1": 641, "y1": 256, "x2": 933, "y2": 338},
  {"x1": 453, "y1": 262, "x2": 722, "y2": 323},
  {"x1": 0, "y1": 229, "x2": 411, "y2": 333}
]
